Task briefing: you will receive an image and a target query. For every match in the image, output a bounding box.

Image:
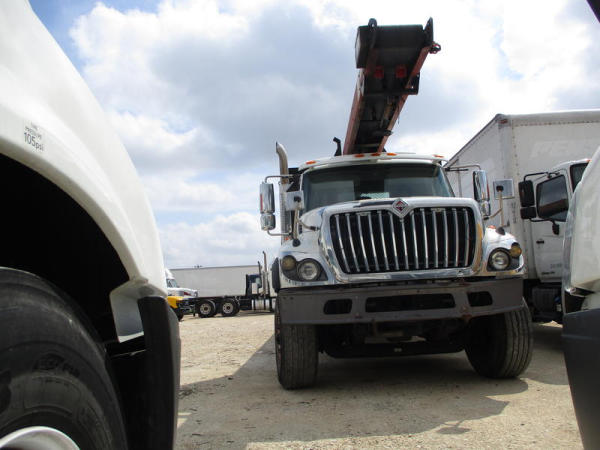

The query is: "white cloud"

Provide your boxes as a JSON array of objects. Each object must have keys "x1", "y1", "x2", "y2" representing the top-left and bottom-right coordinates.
[
  {"x1": 67, "y1": 0, "x2": 600, "y2": 267},
  {"x1": 160, "y1": 212, "x2": 280, "y2": 268}
]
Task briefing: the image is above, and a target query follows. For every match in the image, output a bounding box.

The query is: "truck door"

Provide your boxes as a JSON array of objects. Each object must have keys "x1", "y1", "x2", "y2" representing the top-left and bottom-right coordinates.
[{"x1": 531, "y1": 172, "x2": 569, "y2": 282}]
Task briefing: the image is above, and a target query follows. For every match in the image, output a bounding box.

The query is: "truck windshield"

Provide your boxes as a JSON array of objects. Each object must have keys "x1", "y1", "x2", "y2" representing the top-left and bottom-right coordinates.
[
  {"x1": 302, "y1": 163, "x2": 453, "y2": 211},
  {"x1": 166, "y1": 279, "x2": 179, "y2": 288}
]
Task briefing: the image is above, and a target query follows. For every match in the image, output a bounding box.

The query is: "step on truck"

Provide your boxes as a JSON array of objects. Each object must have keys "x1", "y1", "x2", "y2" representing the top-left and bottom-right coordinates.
[
  {"x1": 0, "y1": 3, "x2": 179, "y2": 449},
  {"x1": 259, "y1": 19, "x2": 533, "y2": 389},
  {"x1": 446, "y1": 111, "x2": 600, "y2": 323}
]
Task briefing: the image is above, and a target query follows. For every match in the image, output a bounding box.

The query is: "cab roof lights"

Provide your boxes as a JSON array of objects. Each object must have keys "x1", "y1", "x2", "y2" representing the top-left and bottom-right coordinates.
[{"x1": 298, "y1": 151, "x2": 448, "y2": 171}]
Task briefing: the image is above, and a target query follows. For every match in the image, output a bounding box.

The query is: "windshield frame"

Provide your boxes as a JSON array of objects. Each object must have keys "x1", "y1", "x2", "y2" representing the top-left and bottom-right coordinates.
[{"x1": 300, "y1": 161, "x2": 454, "y2": 212}]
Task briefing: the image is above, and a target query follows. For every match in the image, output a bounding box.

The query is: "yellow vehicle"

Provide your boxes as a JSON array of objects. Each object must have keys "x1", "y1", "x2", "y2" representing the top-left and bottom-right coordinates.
[{"x1": 167, "y1": 296, "x2": 185, "y2": 321}]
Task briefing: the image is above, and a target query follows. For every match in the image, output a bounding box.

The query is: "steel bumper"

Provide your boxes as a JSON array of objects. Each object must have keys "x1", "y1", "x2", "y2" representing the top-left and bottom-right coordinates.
[{"x1": 278, "y1": 277, "x2": 523, "y2": 325}]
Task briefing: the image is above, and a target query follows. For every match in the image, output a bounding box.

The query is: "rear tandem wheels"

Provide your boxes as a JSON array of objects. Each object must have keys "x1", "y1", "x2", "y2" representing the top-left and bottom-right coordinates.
[{"x1": 194, "y1": 297, "x2": 240, "y2": 318}]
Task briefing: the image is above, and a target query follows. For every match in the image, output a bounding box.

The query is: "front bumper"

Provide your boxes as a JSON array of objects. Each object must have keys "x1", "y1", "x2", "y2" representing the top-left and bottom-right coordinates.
[{"x1": 278, "y1": 277, "x2": 523, "y2": 325}]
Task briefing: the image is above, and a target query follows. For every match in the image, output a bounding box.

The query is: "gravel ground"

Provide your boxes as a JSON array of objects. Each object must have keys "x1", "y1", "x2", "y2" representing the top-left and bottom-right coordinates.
[{"x1": 176, "y1": 312, "x2": 581, "y2": 449}]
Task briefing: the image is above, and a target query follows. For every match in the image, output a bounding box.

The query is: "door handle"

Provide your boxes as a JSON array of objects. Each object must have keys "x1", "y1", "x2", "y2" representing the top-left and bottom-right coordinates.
[{"x1": 536, "y1": 239, "x2": 545, "y2": 244}]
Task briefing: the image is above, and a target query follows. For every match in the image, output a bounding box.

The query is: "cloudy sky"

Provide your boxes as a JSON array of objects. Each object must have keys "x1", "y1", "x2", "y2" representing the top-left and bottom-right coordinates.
[{"x1": 30, "y1": 0, "x2": 600, "y2": 269}]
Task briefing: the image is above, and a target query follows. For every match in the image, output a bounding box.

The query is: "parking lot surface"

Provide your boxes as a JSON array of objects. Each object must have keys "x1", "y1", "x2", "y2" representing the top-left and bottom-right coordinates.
[{"x1": 176, "y1": 312, "x2": 581, "y2": 449}]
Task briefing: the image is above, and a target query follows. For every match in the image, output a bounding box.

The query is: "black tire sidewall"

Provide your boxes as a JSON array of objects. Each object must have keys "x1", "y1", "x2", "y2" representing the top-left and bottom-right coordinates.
[
  {"x1": 220, "y1": 300, "x2": 239, "y2": 317},
  {"x1": 197, "y1": 300, "x2": 216, "y2": 318},
  {"x1": 0, "y1": 269, "x2": 127, "y2": 449}
]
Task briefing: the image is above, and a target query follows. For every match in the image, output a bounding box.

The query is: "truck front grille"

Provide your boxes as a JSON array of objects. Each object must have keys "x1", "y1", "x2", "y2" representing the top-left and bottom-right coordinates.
[{"x1": 329, "y1": 207, "x2": 476, "y2": 274}]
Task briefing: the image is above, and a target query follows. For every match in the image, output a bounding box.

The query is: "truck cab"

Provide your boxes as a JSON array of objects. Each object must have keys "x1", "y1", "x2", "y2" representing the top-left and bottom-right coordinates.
[
  {"x1": 518, "y1": 159, "x2": 589, "y2": 320},
  {"x1": 261, "y1": 148, "x2": 532, "y2": 389}
]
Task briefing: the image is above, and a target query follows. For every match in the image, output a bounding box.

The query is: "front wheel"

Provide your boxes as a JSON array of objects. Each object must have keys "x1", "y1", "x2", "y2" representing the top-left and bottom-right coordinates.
[
  {"x1": 275, "y1": 302, "x2": 318, "y2": 389},
  {"x1": 0, "y1": 269, "x2": 127, "y2": 449},
  {"x1": 465, "y1": 303, "x2": 533, "y2": 378}
]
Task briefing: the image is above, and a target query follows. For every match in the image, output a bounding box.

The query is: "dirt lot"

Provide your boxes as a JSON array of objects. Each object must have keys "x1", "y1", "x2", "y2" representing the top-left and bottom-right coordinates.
[{"x1": 176, "y1": 312, "x2": 581, "y2": 449}]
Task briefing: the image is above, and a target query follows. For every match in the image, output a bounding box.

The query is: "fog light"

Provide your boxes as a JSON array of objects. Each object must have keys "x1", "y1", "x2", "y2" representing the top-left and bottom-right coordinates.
[
  {"x1": 490, "y1": 250, "x2": 510, "y2": 270},
  {"x1": 509, "y1": 243, "x2": 522, "y2": 258},
  {"x1": 281, "y1": 255, "x2": 296, "y2": 271},
  {"x1": 297, "y1": 259, "x2": 320, "y2": 281}
]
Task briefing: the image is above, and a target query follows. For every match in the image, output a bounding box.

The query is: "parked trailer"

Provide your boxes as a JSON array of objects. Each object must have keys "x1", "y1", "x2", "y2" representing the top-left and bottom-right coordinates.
[
  {"x1": 171, "y1": 257, "x2": 275, "y2": 318},
  {"x1": 445, "y1": 110, "x2": 600, "y2": 322}
]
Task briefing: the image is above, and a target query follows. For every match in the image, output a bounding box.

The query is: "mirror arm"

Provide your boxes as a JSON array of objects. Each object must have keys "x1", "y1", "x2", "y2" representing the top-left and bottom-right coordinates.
[
  {"x1": 445, "y1": 164, "x2": 481, "y2": 172},
  {"x1": 297, "y1": 216, "x2": 319, "y2": 232}
]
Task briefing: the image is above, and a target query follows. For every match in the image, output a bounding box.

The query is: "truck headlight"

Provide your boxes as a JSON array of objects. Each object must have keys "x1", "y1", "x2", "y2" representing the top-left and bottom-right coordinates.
[
  {"x1": 297, "y1": 259, "x2": 321, "y2": 281},
  {"x1": 489, "y1": 249, "x2": 510, "y2": 270}
]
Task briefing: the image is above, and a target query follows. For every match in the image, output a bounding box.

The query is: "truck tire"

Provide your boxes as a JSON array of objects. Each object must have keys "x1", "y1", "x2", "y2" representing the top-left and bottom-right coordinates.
[
  {"x1": 0, "y1": 269, "x2": 127, "y2": 450},
  {"x1": 275, "y1": 302, "x2": 318, "y2": 389},
  {"x1": 465, "y1": 303, "x2": 533, "y2": 378},
  {"x1": 196, "y1": 300, "x2": 216, "y2": 318},
  {"x1": 220, "y1": 299, "x2": 240, "y2": 317}
]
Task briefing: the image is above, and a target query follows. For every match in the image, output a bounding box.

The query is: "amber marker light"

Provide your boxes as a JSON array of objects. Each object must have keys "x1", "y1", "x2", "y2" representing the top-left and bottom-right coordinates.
[{"x1": 509, "y1": 243, "x2": 522, "y2": 258}]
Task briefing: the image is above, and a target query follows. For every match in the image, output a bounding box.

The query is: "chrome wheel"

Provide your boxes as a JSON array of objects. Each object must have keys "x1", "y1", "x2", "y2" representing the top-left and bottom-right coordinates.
[{"x1": 0, "y1": 426, "x2": 79, "y2": 450}]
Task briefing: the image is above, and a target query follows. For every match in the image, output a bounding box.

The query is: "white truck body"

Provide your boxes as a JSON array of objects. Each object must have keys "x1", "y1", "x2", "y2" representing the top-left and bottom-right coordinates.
[
  {"x1": 446, "y1": 111, "x2": 600, "y2": 284},
  {"x1": 0, "y1": 2, "x2": 166, "y2": 341},
  {"x1": 171, "y1": 265, "x2": 262, "y2": 297},
  {"x1": 0, "y1": 3, "x2": 178, "y2": 447}
]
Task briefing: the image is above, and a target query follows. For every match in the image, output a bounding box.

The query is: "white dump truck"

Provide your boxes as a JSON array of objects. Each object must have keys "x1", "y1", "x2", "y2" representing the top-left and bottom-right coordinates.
[
  {"x1": 446, "y1": 111, "x2": 600, "y2": 322},
  {"x1": 259, "y1": 19, "x2": 532, "y2": 389},
  {"x1": 0, "y1": 3, "x2": 179, "y2": 449}
]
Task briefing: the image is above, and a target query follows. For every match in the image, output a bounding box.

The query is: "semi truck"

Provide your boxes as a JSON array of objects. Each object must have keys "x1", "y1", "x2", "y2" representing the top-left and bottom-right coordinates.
[
  {"x1": 259, "y1": 19, "x2": 532, "y2": 389},
  {"x1": 446, "y1": 111, "x2": 600, "y2": 322},
  {"x1": 0, "y1": 3, "x2": 179, "y2": 449},
  {"x1": 171, "y1": 255, "x2": 275, "y2": 318}
]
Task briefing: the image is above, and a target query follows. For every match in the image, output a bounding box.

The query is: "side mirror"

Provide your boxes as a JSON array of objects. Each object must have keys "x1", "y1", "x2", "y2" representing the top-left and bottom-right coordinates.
[
  {"x1": 284, "y1": 190, "x2": 304, "y2": 211},
  {"x1": 473, "y1": 170, "x2": 490, "y2": 202},
  {"x1": 518, "y1": 180, "x2": 535, "y2": 207},
  {"x1": 260, "y1": 213, "x2": 276, "y2": 231},
  {"x1": 492, "y1": 179, "x2": 514, "y2": 199},
  {"x1": 473, "y1": 170, "x2": 490, "y2": 217},
  {"x1": 260, "y1": 182, "x2": 275, "y2": 214},
  {"x1": 520, "y1": 206, "x2": 537, "y2": 220}
]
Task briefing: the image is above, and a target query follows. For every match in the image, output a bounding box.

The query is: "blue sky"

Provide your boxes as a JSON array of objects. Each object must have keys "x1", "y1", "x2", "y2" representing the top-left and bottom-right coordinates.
[{"x1": 28, "y1": 0, "x2": 600, "y2": 268}]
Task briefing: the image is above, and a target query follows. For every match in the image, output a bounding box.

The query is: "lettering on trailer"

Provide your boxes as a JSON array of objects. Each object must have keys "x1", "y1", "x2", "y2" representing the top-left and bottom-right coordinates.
[{"x1": 23, "y1": 122, "x2": 44, "y2": 152}]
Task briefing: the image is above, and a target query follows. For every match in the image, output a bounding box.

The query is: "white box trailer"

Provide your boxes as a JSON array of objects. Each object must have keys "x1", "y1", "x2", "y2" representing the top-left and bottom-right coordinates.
[
  {"x1": 172, "y1": 265, "x2": 258, "y2": 297},
  {"x1": 446, "y1": 110, "x2": 600, "y2": 322},
  {"x1": 171, "y1": 264, "x2": 275, "y2": 317}
]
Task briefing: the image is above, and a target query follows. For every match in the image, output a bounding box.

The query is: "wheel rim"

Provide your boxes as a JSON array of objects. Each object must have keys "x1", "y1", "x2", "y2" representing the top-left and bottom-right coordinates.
[
  {"x1": 0, "y1": 426, "x2": 79, "y2": 450},
  {"x1": 199, "y1": 304, "x2": 211, "y2": 315},
  {"x1": 222, "y1": 303, "x2": 233, "y2": 314}
]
